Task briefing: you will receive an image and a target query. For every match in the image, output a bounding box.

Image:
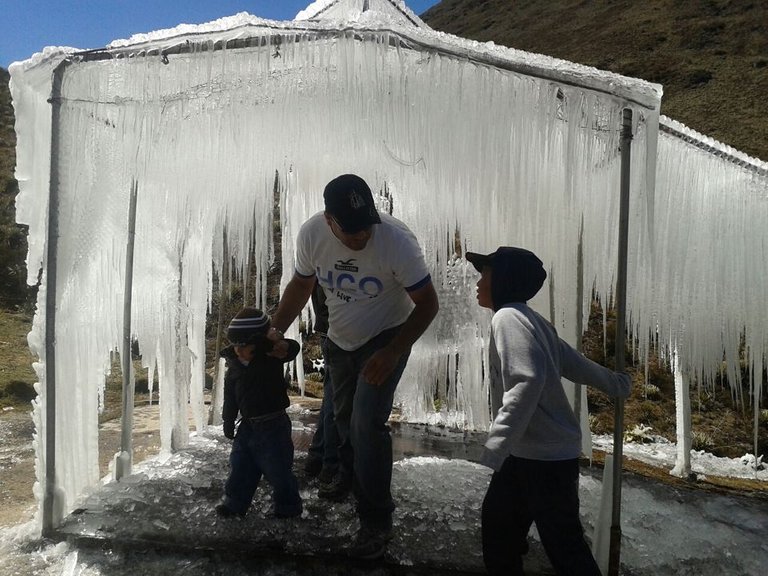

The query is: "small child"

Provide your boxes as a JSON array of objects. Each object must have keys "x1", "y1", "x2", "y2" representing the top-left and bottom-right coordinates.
[
  {"x1": 216, "y1": 307, "x2": 303, "y2": 519},
  {"x1": 467, "y1": 247, "x2": 631, "y2": 576}
]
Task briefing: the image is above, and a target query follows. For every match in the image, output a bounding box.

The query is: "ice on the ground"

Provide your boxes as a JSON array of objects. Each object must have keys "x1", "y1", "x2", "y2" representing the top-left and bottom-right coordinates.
[{"x1": 2, "y1": 420, "x2": 766, "y2": 575}]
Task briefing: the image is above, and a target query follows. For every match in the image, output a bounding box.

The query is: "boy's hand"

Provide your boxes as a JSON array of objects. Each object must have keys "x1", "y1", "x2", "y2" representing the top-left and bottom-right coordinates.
[{"x1": 223, "y1": 421, "x2": 235, "y2": 439}]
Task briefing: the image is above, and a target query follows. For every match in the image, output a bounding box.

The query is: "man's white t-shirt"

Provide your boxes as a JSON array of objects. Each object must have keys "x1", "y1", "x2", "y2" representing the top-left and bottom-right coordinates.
[{"x1": 294, "y1": 212, "x2": 431, "y2": 351}]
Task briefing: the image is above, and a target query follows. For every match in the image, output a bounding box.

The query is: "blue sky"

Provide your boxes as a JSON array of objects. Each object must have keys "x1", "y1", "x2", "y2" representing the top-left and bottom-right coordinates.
[{"x1": 1, "y1": 0, "x2": 440, "y2": 68}]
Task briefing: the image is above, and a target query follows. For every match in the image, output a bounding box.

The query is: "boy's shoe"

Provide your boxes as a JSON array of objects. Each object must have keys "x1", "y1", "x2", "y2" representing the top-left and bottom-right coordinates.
[
  {"x1": 347, "y1": 525, "x2": 394, "y2": 560},
  {"x1": 303, "y1": 457, "x2": 323, "y2": 479},
  {"x1": 215, "y1": 503, "x2": 245, "y2": 519},
  {"x1": 317, "y1": 474, "x2": 352, "y2": 502}
]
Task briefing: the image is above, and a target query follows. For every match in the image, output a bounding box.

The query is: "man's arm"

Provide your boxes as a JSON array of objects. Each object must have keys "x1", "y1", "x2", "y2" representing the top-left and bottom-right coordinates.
[
  {"x1": 266, "y1": 273, "x2": 315, "y2": 358},
  {"x1": 362, "y1": 280, "x2": 439, "y2": 386},
  {"x1": 270, "y1": 273, "x2": 316, "y2": 333}
]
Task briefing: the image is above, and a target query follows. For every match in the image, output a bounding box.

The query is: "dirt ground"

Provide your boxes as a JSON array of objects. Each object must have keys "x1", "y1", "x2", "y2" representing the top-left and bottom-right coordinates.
[
  {"x1": 0, "y1": 395, "x2": 324, "y2": 530},
  {"x1": 0, "y1": 409, "x2": 36, "y2": 527},
  {"x1": 0, "y1": 406, "x2": 162, "y2": 529}
]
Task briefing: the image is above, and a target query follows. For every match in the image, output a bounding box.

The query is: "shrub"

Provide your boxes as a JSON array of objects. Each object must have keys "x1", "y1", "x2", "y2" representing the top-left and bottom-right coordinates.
[
  {"x1": 692, "y1": 430, "x2": 715, "y2": 452},
  {"x1": 625, "y1": 423, "x2": 655, "y2": 443},
  {"x1": 4, "y1": 380, "x2": 36, "y2": 403},
  {"x1": 304, "y1": 372, "x2": 323, "y2": 383},
  {"x1": 685, "y1": 69, "x2": 713, "y2": 87},
  {"x1": 643, "y1": 384, "x2": 662, "y2": 401}
]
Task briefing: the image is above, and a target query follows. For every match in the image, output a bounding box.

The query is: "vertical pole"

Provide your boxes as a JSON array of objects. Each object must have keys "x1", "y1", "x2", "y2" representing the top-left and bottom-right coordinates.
[
  {"x1": 548, "y1": 267, "x2": 556, "y2": 324},
  {"x1": 574, "y1": 217, "x2": 584, "y2": 417},
  {"x1": 210, "y1": 230, "x2": 228, "y2": 426},
  {"x1": 42, "y1": 58, "x2": 70, "y2": 537},
  {"x1": 671, "y1": 352, "x2": 692, "y2": 478},
  {"x1": 116, "y1": 180, "x2": 138, "y2": 480},
  {"x1": 608, "y1": 108, "x2": 633, "y2": 575}
]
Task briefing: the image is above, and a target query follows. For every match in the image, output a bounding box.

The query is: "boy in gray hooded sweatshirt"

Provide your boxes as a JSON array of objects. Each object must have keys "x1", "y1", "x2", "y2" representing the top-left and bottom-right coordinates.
[{"x1": 466, "y1": 247, "x2": 631, "y2": 576}]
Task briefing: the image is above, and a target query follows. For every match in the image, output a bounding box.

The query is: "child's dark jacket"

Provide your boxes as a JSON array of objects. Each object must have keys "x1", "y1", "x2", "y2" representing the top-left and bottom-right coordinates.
[{"x1": 221, "y1": 339, "x2": 300, "y2": 424}]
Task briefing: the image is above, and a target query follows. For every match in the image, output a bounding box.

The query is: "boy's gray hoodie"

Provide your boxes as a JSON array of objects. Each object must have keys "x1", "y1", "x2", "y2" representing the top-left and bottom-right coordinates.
[{"x1": 475, "y1": 247, "x2": 631, "y2": 471}]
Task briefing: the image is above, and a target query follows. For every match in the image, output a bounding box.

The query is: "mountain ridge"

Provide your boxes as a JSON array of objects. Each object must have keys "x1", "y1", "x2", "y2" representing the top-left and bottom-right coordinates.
[{"x1": 421, "y1": 0, "x2": 768, "y2": 161}]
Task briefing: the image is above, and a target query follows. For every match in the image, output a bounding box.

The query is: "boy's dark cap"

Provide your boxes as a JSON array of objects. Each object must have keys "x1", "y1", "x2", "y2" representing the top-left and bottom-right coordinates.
[
  {"x1": 227, "y1": 307, "x2": 270, "y2": 345},
  {"x1": 466, "y1": 247, "x2": 547, "y2": 304},
  {"x1": 323, "y1": 174, "x2": 381, "y2": 234},
  {"x1": 466, "y1": 247, "x2": 543, "y2": 273}
]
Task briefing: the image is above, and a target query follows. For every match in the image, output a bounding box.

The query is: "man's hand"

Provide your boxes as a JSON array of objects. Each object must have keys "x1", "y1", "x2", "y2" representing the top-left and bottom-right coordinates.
[
  {"x1": 362, "y1": 347, "x2": 401, "y2": 387},
  {"x1": 266, "y1": 326, "x2": 284, "y2": 342},
  {"x1": 223, "y1": 421, "x2": 235, "y2": 439},
  {"x1": 266, "y1": 327, "x2": 289, "y2": 359}
]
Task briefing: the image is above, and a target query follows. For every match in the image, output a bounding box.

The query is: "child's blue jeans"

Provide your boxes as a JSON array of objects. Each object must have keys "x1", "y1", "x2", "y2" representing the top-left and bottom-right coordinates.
[{"x1": 223, "y1": 412, "x2": 302, "y2": 517}]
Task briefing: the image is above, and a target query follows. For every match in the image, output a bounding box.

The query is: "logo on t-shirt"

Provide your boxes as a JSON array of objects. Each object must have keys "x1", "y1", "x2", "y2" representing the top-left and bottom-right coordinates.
[{"x1": 334, "y1": 258, "x2": 359, "y2": 272}]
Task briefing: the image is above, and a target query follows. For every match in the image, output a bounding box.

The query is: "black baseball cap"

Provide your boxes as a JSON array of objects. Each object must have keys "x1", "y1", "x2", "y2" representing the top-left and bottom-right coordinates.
[
  {"x1": 323, "y1": 174, "x2": 381, "y2": 234},
  {"x1": 466, "y1": 247, "x2": 547, "y2": 305}
]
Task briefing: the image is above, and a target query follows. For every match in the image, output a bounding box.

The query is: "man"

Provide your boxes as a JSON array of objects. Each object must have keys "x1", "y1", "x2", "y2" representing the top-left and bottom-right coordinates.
[
  {"x1": 303, "y1": 281, "x2": 340, "y2": 484},
  {"x1": 467, "y1": 246, "x2": 631, "y2": 576},
  {"x1": 269, "y1": 174, "x2": 439, "y2": 559}
]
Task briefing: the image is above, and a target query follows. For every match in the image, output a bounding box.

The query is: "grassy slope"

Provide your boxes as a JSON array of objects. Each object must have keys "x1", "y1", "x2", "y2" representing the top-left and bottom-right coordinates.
[
  {"x1": 1, "y1": 66, "x2": 32, "y2": 309},
  {"x1": 0, "y1": 68, "x2": 14, "y2": 185},
  {"x1": 0, "y1": 308, "x2": 37, "y2": 408},
  {"x1": 0, "y1": 68, "x2": 37, "y2": 408},
  {"x1": 422, "y1": 0, "x2": 768, "y2": 161}
]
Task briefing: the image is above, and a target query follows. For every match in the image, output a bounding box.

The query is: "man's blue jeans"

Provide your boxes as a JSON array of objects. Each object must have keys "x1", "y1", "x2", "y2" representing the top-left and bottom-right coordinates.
[
  {"x1": 307, "y1": 337, "x2": 340, "y2": 472},
  {"x1": 326, "y1": 325, "x2": 410, "y2": 530},
  {"x1": 224, "y1": 412, "x2": 302, "y2": 517}
]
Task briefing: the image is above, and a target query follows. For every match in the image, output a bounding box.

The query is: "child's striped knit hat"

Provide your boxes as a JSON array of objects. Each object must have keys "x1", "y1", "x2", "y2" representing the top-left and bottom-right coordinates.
[{"x1": 227, "y1": 307, "x2": 270, "y2": 345}]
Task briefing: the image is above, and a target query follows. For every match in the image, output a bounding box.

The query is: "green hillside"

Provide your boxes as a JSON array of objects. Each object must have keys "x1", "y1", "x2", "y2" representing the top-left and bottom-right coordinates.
[
  {"x1": 422, "y1": 0, "x2": 768, "y2": 161},
  {"x1": 0, "y1": 67, "x2": 30, "y2": 310}
]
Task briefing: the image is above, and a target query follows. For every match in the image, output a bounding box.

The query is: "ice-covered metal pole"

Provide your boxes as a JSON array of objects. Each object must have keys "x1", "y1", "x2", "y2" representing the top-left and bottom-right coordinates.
[
  {"x1": 116, "y1": 180, "x2": 138, "y2": 480},
  {"x1": 42, "y1": 58, "x2": 70, "y2": 537},
  {"x1": 210, "y1": 230, "x2": 229, "y2": 426},
  {"x1": 608, "y1": 108, "x2": 633, "y2": 575}
]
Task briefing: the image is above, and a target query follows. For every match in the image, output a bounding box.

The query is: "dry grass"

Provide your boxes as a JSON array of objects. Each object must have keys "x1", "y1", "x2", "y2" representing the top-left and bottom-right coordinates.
[
  {"x1": 581, "y1": 301, "x2": 767, "y2": 460},
  {"x1": 0, "y1": 309, "x2": 36, "y2": 409},
  {"x1": 588, "y1": 449, "x2": 768, "y2": 501}
]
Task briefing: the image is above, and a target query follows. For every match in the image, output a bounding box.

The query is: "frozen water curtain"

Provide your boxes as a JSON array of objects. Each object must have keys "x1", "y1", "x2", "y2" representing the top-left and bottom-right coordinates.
[{"x1": 18, "y1": 8, "x2": 729, "y2": 535}]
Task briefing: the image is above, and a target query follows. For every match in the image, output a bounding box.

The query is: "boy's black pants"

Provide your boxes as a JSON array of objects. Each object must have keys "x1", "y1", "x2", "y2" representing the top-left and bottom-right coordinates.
[{"x1": 481, "y1": 455, "x2": 601, "y2": 576}]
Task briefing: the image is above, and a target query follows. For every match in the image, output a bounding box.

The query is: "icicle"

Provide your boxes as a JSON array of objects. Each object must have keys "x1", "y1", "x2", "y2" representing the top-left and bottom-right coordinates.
[{"x1": 12, "y1": 15, "x2": 768, "y2": 529}]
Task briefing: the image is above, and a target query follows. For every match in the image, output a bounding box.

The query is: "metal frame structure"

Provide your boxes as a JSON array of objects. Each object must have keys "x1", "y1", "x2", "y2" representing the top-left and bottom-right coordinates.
[{"x1": 37, "y1": 17, "x2": 670, "y2": 569}]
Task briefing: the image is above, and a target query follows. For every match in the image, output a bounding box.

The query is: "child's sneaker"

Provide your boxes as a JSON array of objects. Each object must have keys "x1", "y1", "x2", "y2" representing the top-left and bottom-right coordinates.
[{"x1": 347, "y1": 525, "x2": 394, "y2": 560}]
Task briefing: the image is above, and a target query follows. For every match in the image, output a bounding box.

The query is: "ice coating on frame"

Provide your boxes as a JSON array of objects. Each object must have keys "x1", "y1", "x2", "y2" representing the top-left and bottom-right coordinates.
[{"x1": 8, "y1": 0, "x2": 767, "y2": 526}]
